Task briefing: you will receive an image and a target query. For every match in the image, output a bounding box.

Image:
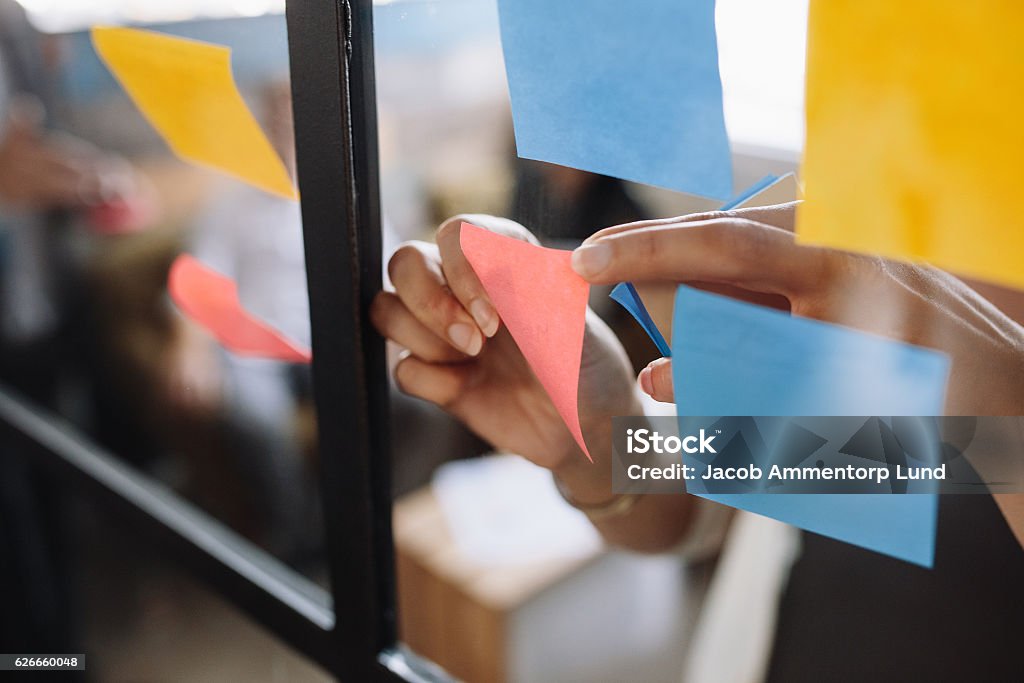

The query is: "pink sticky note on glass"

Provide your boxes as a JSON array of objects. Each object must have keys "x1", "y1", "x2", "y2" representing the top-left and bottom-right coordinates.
[
  {"x1": 168, "y1": 254, "x2": 312, "y2": 363},
  {"x1": 460, "y1": 222, "x2": 591, "y2": 461}
]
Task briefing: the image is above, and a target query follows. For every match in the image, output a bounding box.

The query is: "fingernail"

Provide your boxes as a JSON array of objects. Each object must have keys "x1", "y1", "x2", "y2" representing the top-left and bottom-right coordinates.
[
  {"x1": 448, "y1": 322, "x2": 482, "y2": 356},
  {"x1": 650, "y1": 356, "x2": 672, "y2": 370},
  {"x1": 470, "y1": 298, "x2": 499, "y2": 337},
  {"x1": 638, "y1": 366, "x2": 653, "y2": 396},
  {"x1": 571, "y1": 242, "x2": 611, "y2": 277}
]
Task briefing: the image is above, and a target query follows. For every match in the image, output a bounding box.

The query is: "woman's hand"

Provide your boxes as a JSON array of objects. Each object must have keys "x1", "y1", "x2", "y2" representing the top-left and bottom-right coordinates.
[
  {"x1": 0, "y1": 97, "x2": 135, "y2": 211},
  {"x1": 571, "y1": 203, "x2": 1024, "y2": 417},
  {"x1": 372, "y1": 214, "x2": 699, "y2": 552},
  {"x1": 371, "y1": 214, "x2": 641, "y2": 473}
]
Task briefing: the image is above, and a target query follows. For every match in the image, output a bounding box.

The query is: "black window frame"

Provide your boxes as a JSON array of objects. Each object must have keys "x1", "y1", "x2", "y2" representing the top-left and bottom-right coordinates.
[{"x1": 0, "y1": 1, "x2": 438, "y2": 680}]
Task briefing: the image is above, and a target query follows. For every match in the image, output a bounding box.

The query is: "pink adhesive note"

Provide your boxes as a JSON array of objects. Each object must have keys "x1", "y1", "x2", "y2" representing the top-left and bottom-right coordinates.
[
  {"x1": 460, "y1": 223, "x2": 592, "y2": 461},
  {"x1": 168, "y1": 254, "x2": 312, "y2": 363}
]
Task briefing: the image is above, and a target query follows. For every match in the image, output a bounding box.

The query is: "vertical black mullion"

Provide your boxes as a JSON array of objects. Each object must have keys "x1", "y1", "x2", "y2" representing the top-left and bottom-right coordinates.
[
  {"x1": 286, "y1": 0, "x2": 394, "y2": 680},
  {"x1": 347, "y1": 0, "x2": 400, "y2": 662}
]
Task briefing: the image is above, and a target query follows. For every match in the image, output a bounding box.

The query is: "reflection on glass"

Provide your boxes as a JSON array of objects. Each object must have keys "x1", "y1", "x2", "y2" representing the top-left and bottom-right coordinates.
[
  {"x1": 0, "y1": 4, "x2": 324, "y2": 580},
  {"x1": 79, "y1": 518, "x2": 329, "y2": 680}
]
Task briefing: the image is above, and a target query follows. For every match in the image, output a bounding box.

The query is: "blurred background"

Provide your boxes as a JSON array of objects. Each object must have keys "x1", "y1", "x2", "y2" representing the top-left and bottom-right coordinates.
[{"x1": 0, "y1": 0, "x2": 805, "y2": 680}]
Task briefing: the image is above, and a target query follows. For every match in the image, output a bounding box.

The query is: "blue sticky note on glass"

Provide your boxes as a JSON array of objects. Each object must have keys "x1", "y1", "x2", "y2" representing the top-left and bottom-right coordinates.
[
  {"x1": 672, "y1": 286, "x2": 950, "y2": 567},
  {"x1": 498, "y1": 0, "x2": 732, "y2": 199}
]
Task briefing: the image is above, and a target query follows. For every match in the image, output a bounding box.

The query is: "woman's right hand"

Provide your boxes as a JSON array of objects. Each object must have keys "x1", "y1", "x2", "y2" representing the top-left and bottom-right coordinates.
[
  {"x1": 372, "y1": 215, "x2": 701, "y2": 551},
  {"x1": 370, "y1": 215, "x2": 641, "y2": 474}
]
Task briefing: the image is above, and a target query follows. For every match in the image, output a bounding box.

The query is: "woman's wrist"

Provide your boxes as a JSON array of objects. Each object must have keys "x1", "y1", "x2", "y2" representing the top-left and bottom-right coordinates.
[
  {"x1": 551, "y1": 395, "x2": 643, "y2": 505},
  {"x1": 548, "y1": 420, "x2": 607, "y2": 502},
  {"x1": 553, "y1": 473, "x2": 642, "y2": 519},
  {"x1": 551, "y1": 453, "x2": 613, "y2": 506}
]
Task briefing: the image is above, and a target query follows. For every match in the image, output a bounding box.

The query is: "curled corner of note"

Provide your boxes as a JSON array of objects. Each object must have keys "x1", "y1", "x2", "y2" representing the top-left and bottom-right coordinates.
[
  {"x1": 168, "y1": 254, "x2": 311, "y2": 363},
  {"x1": 610, "y1": 282, "x2": 671, "y2": 357},
  {"x1": 458, "y1": 222, "x2": 592, "y2": 461}
]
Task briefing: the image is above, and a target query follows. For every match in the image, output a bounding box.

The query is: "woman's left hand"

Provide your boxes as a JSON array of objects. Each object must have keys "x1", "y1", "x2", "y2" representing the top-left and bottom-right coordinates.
[{"x1": 570, "y1": 203, "x2": 1024, "y2": 417}]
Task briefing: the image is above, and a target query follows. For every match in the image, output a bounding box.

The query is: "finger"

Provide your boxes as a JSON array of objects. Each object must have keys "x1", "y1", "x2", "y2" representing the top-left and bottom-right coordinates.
[
  {"x1": 639, "y1": 357, "x2": 674, "y2": 403},
  {"x1": 68, "y1": 163, "x2": 106, "y2": 205},
  {"x1": 18, "y1": 160, "x2": 85, "y2": 207},
  {"x1": 394, "y1": 352, "x2": 476, "y2": 409},
  {"x1": 36, "y1": 160, "x2": 93, "y2": 206},
  {"x1": 370, "y1": 291, "x2": 466, "y2": 363},
  {"x1": 584, "y1": 202, "x2": 799, "y2": 243},
  {"x1": 435, "y1": 214, "x2": 538, "y2": 338},
  {"x1": 387, "y1": 241, "x2": 483, "y2": 356},
  {"x1": 47, "y1": 131, "x2": 103, "y2": 161},
  {"x1": 571, "y1": 218, "x2": 831, "y2": 297},
  {"x1": 671, "y1": 203, "x2": 798, "y2": 233},
  {"x1": 94, "y1": 157, "x2": 138, "y2": 203}
]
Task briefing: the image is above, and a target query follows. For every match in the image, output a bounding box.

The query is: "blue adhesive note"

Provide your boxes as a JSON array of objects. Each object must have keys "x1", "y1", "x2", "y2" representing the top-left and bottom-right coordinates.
[
  {"x1": 672, "y1": 286, "x2": 951, "y2": 567},
  {"x1": 610, "y1": 282, "x2": 672, "y2": 357},
  {"x1": 498, "y1": 0, "x2": 732, "y2": 199}
]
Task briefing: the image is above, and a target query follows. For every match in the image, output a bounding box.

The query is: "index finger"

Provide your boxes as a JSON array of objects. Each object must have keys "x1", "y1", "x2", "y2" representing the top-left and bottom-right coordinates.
[
  {"x1": 584, "y1": 201, "x2": 800, "y2": 244},
  {"x1": 572, "y1": 218, "x2": 832, "y2": 298},
  {"x1": 435, "y1": 214, "x2": 539, "y2": 338}
]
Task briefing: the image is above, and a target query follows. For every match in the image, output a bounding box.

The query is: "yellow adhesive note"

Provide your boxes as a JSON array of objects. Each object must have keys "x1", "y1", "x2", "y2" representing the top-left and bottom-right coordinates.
[
  {"x1": 92, "y1": 26, "x2": 297, "y2": 200},
  {"x1": 797, "y1": 1, "x2": 1024, "y2": 290}
]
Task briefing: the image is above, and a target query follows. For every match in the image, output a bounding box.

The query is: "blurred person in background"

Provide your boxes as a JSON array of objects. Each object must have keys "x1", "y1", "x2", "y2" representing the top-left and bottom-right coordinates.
[{"x1": 0, "y1": 0, "x2": 146, "y2": 655}]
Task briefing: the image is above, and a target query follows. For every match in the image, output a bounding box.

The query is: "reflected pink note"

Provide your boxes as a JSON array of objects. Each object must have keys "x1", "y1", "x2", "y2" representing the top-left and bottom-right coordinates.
[
  {"x1": 460, "y1": 222, "x2": 591, "y2": 461},
  {"x1": 168, "y1": 254, "x2": 312, "y2": 363}
]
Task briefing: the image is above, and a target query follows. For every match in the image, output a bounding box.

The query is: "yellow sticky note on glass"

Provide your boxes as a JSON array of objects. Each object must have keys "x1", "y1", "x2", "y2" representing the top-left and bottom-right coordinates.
[
  {"x1": 92, "y1": 26, "x2": 296, "y2": 200},
  {"x1": 798, "y1": 1, "x2": 1024, "y2": 290}
]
